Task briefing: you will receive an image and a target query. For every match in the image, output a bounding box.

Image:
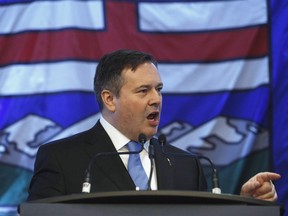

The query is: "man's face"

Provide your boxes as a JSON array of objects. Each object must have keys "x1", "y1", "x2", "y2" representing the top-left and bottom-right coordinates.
[{"x1": 112, "y1": 62, "x2": 163, "y2": 141}]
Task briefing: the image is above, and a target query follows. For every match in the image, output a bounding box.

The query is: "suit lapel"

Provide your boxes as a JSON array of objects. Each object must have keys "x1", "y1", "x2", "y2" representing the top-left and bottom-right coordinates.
[
  {"x1": 83, "y1": 121, "x2": 135, "y2": 191},
  {"x1": 153, "y1": 140, "x2": 176, "y2": 190}
]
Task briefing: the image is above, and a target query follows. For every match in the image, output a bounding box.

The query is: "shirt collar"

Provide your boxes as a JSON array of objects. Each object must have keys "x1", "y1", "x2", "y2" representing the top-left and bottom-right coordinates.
[
  {"x1": 100, "y1": 116, "x2": 129, "y2": 151},
  {"x1": 100, "y1": 115, "x2": 149, "y2": 151}
]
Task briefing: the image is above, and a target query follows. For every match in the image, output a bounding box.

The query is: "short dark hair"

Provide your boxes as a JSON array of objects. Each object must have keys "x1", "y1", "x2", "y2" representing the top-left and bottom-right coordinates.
[{"x1": 94, "y1": 49, "x2": 158, "y2": 110}]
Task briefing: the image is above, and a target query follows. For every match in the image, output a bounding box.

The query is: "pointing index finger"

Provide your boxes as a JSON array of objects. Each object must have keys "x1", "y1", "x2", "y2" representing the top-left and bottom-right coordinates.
[{"x1": 256, "y1": 172, "x2": 281, "y2": 183}]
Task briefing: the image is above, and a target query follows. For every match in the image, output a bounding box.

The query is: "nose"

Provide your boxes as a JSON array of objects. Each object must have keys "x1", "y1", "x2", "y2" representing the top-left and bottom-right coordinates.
[{"x1": 149, "y1": 89, "x2": 162, "y2": 107}]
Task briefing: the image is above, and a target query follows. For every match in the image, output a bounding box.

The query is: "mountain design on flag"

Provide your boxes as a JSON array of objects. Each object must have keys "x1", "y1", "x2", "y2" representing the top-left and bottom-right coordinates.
[
  {"x1": 1, "y1": 114, "x2": 266, "y2": 170},
  {"x1": 159, "y1": 116, "x2": 268, "y2": 166},
  {"x1": 0, "y1": 115, "x2": 61, "y2": 170}
]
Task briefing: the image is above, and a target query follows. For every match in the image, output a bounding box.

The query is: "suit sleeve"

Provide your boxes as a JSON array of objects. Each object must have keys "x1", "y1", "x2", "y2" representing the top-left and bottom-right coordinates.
[{"x1": 27, "y1": 144, "x2": 66, "y2": 201}]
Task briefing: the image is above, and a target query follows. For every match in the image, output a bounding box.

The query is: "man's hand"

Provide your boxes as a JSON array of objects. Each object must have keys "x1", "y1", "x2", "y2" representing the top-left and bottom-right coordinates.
[{"x1": 240, "y1": 172, "x2": 281, "y2": 201}]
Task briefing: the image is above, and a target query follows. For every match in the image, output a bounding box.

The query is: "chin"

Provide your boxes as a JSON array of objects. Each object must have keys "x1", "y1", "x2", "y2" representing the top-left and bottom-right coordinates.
[{"x1": 144, "y1": 129, "x2": 158, "y2": 139}]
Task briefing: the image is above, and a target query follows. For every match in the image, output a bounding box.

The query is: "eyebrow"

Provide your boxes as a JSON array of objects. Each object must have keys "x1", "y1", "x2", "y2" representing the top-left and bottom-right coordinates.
[{"x1": 137, "y1": 82, "x2": 163, "y2": 89}]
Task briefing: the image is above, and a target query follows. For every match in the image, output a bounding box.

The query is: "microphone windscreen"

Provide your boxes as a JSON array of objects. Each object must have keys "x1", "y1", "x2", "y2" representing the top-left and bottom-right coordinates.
[
  {"x1": 138, "y1": 133, "x2": 147, "y2": 144},
  {"x1": 158, "y1": 134, "x2": 167, "y2": 145}
]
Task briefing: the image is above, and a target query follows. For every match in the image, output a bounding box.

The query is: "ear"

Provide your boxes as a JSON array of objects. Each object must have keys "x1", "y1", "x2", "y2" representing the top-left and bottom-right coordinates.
[{"x1": 101, "y1": 90, "x2": 116, "y2": 112}]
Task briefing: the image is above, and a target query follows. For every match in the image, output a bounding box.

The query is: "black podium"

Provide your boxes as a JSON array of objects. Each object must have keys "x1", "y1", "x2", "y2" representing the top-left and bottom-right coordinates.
[{"x1": 21, "y1": 191, "x2": 284, "y2": 216}]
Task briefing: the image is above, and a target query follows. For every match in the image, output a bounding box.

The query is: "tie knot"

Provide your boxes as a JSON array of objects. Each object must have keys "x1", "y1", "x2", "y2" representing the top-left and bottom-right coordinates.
[{"x1": 127, "y1": 141, "x2": 142, "y2": 152}]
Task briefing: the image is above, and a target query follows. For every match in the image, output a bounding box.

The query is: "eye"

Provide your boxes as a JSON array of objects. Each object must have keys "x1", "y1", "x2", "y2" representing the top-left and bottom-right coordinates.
[
  {"x1": 157, "y1": 85, "x2": 163, "y2": 93},
  {"x1": 138, "y1": 88, "x2": 148, "y2": 94}
]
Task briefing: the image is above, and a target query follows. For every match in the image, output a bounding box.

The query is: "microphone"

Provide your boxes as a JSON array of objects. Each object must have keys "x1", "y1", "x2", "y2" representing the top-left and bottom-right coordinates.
[
  {"x1": 158, "y1": 134, "x2": 221, "y2": 194},
  {"x1": 82, "y1": 133, "x2": 147, "y2": 193}
]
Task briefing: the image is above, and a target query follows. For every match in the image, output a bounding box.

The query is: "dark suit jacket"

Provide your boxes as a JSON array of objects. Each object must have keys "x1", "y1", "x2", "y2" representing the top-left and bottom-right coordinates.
[{"x1": 27, "y1": 121, "x2": 207, "y2": 201}]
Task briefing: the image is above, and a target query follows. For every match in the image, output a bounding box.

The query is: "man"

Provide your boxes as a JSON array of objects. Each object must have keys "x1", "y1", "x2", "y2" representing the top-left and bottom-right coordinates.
[{"x1": 27, "y1": 49, "x2": 280, "y2": 201}]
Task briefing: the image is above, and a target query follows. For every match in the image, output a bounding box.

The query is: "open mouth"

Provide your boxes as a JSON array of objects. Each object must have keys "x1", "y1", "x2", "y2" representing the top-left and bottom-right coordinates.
[{"x1": 147, "y1": 111, "x2": 159, "y2": 121}]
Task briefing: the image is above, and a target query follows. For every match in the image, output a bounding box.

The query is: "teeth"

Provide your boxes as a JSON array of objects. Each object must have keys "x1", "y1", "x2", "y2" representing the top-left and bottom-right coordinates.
[
  {"x1": 148, "y1": 115, "x2": 154, "y2": 119},
  {"x1": 148, "y1": 113, "x2": 156, "y2": 119}
]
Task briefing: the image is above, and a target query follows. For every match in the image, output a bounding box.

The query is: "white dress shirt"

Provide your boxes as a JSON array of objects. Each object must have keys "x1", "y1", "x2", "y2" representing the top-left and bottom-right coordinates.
[{"x1": 100, "y1": 116, "x2": 158, "y2": 190}]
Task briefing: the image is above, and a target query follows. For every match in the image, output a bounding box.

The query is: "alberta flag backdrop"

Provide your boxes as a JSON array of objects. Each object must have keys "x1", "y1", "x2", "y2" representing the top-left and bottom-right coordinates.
[{"x1": 0, "y1": 0, "x2": 287, "y2": 215}]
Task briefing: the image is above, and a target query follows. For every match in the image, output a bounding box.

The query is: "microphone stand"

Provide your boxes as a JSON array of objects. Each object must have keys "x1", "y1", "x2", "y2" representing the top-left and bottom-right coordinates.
[{"x1": 147, "y1": 142, "x2": 155, "y2": 190}]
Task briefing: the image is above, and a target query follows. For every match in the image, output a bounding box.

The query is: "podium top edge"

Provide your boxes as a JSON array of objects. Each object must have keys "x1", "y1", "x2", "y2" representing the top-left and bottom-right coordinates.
[{"x1": 26, "y1": 190, "x2": 281, "y2": 206}]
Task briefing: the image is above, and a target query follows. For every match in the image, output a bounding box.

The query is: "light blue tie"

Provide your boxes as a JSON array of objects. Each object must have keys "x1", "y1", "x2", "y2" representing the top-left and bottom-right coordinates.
[{"x1": 127, "y1": 141, "x2": 148, "y2": 190}]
